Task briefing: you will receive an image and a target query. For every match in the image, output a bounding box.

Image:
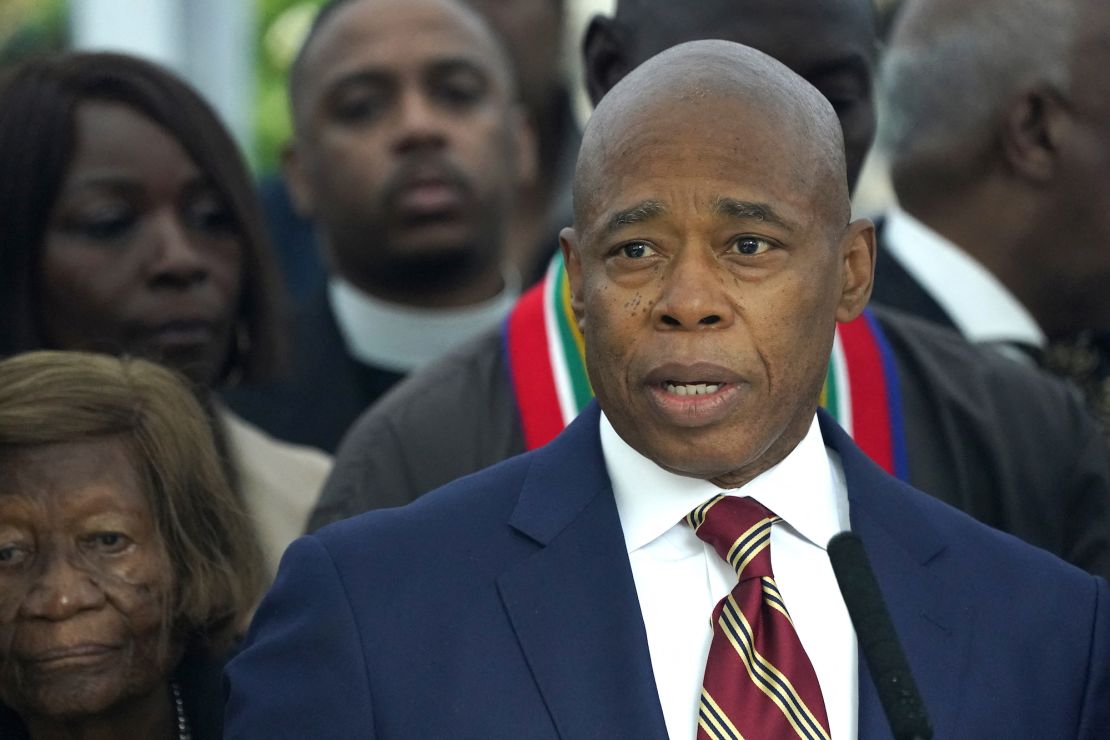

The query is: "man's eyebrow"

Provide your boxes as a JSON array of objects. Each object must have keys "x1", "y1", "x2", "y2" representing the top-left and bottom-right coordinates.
[
  {"x1": 323, "y1": 69, "x2": 390, "y2": 96},
  {"x1": 427, "y1": 57, "x2": 490, "y2": 77},
  {"x1": 603, "y1": 200, "x2": 666, "y2": 236},
  {"x1": 712, "y1": 197, "x2": 797, "y2": 230}
]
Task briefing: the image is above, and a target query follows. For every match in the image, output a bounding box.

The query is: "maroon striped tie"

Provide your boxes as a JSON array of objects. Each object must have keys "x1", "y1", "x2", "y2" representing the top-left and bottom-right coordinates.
[{"x1": 687, "y1": 495, "x2": 831, "y2": 740}]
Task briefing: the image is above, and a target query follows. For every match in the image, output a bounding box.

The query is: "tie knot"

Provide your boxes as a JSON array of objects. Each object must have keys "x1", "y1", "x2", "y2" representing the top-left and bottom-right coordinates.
[{"x1": 687, "y1": 495, "x2": 780, "y2": 580}]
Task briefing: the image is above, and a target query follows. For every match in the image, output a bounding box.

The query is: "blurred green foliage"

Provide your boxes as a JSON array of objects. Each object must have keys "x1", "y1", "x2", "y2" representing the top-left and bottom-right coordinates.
[
  {"x1": 1, "y1": 0, "x2": 319, "y2": 174},
  {"x1": 255, "y1": 0, "x2": 325, "y2": 173},
  {"x1": 0, "y1": 0, "x2": 68, "y2": 65}
]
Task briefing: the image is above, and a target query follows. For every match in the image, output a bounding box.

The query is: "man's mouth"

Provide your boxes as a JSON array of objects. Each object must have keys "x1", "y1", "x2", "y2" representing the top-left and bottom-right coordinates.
[
  {"x1": 643, "y1": 363, "x2": 745, "y2": 426},
  {"x1": 663, "y1": 382, "x2": 724, "y2": 396},
  {"x1": 394, "y1": 180, "x2": 465, "y2": 214},
  {"x1": 387, "y1": 159, "x2": 472, "y2": 222}
]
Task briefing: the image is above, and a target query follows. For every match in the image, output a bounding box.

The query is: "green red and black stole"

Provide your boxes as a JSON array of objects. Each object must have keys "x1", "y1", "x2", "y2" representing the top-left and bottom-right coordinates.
[{"x1": 504, "y1": 253, "x2": 910, "y2": 480}]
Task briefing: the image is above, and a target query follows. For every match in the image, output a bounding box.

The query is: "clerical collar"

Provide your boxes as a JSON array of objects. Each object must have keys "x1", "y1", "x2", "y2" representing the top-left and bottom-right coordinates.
[
  {"x1": 602, "y1": 411, "x2": 848, "y2": 555},
  {"x1": 328, "y1": 273, "x2": 519, "y2": 374},
  {"x1": 884, "y1": 206, "x2": 1046, "y2": 349}
]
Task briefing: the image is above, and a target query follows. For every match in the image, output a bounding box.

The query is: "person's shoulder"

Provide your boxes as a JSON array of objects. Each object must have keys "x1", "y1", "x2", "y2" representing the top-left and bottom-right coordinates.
[
  {"x1": 333, "y1": 327, "x2": 508, "y2": 454},
  {"x1": 313, "y1": 443, "x2": 537, "y2": 560},
  {"x1": 219, "y1": 408, "x2": 333, "y2": 474},
  {"x1": 353, "y1": 326, "x2": 508, "y2": 432},
  {"x1": 870, "y1": 462, "x2": 1100, "y2": 591},
  {"x1": 311, "y1": 325, "x2": 520, "y2": 518},
  {"x1": 872, "y1": 304, "x2": 1082, "y2": 411}
]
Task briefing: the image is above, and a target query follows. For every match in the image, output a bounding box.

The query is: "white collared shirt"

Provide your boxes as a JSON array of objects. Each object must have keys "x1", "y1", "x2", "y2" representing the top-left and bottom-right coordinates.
[
  {"x1": 328, "y1": 274, "x2": 519, "y2": 373},
  {"x1": 883, "y1": 205, "x2": 1046, "y2": 355},
  {"x1": 602, "y1": 412, "x2": 857, "y2": 740}
]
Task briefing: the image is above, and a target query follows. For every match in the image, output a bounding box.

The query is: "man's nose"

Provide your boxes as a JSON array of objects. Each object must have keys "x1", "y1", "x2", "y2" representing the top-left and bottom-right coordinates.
[
  {"x1": 392, "y1": 89, "x2": 448, "y2": 154},
  {"x1": 146, "y1": 210, "x2": 209, "y2": 287},
  {"x1": 20, "y1": 551, "x2": 105, "y2": 621},
  {"x1": 651, "y1": 247, "x2": 735, "y2": 330}
]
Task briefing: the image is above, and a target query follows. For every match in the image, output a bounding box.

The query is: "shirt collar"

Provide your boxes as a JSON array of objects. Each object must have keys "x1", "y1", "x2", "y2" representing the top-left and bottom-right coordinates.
[
  {"x1": 327, "y1": 274, "x2": 518, "y2": 373},
  {"x1": 602, "y1": 412, "x2": 848, "y2": 554},
  {"x1": 883, "y1": 206, "x2": 1046, "y2": 348}
]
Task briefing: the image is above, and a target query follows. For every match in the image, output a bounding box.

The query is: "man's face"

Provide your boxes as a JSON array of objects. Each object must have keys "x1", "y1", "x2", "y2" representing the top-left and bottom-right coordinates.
[
  {"x1": 615, "y1": 0, "x2": 876, "y2": 189},
  {"x1": 288, "y1": 0, "x2": 530, "y2": 285},
  {"x1": 564, "y1": 98, "x2": 873, "y2": 485}
]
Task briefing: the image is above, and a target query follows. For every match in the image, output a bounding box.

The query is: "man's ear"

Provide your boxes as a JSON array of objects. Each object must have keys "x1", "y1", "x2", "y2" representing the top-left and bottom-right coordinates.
[
  {"x1": 560, "y1": 227, "x2": 587, "y2": 333},
  {"x1": 583, "y1": 15, "x2": 632, "y2": 108},
  {"x1": 281, "y1": 141, "x2": 316, "y2": 218},
  {"x1": 1002, "y1": 86, "x2": 1069, "y2": 182},
  {"x1": 835, "y1": 219, "x2": 876, "y2": 323}
]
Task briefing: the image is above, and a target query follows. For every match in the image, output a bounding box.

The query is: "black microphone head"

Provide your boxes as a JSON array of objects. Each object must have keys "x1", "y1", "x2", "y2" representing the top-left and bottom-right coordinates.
[{"x1": 828, "y1": 532, "x2": 933, "y2": 740}]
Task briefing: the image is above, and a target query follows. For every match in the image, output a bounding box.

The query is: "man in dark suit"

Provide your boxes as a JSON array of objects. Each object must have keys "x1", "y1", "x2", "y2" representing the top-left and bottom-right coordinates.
[
  {"x1": 225, "y1": 41, "x2": 1110, "y2": 738},
  {"x1": 310, "y1": 0, "x2": 1110, "y2": 581},
  {"x1": 224, "y1": 0, "x2": 536, "y2": 452},
  {"x1": 873, "y1": 0, "x2": 1110, "y2": 421}
]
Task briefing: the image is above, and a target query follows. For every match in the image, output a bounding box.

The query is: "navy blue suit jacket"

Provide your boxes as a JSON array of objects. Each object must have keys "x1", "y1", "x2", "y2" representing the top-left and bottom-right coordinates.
[{"x1": 225, "y1": 404, "x2": 1110, "y2": 738}]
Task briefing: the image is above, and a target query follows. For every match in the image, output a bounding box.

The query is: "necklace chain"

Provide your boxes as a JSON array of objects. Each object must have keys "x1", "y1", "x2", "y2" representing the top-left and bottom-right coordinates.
[{"x1": 171, "y1": 681, "x2": 192, "y2": 740}]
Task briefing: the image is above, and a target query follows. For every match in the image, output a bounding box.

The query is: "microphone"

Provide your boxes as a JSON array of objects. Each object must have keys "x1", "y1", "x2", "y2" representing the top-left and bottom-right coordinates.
[{"x1": 827, "y1": 532, "x2": 933, "y2": 740}]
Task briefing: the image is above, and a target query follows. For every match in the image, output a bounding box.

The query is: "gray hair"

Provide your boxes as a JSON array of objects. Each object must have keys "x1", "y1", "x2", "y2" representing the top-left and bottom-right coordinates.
[{"x1": 878, "y1": 0, "x2": 1078, "y2": 172}]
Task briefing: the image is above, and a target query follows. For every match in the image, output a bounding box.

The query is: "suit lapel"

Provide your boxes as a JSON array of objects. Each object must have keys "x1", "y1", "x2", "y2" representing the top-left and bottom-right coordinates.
[
  {"x1": 820, "y1": 412, "x2": 972, "y2": 739},
  {"x1": 499, "y1": 405, "x2": 972, "y2": 738},
  {"x1": 498, "y1": 403, "x2": 669, "y2": 739}
]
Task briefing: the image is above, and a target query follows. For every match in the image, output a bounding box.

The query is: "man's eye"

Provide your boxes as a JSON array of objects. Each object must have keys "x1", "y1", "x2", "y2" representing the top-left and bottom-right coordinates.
[
  {"x1": 332, "y1": 92, "x2": 386, "y2": 123},
  {"x1": 620, "y1": 242, "x2": 656, "y2": 259},
  {"x1": 431, "y1": 66, "x2": 488, "y2": 109},
  {"x1": 731, "y1": 236, "x2": 772, "y2": 256},
  {"x1": 436, "y1": 80, "x2": 485, "y2": 108}
]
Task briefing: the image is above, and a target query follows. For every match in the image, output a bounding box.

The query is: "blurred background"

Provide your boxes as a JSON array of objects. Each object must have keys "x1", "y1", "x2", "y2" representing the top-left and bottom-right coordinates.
[
  {"x1": 0, "y1": 0, "x2": 603, "y2": 171},
  {"x1": 1, "y1": 0, "x2": 905, "y2": 212}
]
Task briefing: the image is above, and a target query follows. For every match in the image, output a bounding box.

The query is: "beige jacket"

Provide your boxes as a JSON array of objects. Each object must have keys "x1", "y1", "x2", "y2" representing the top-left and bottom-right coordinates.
[{"x1": 220, "y1": 409, "x2": 332, "y2": 577}]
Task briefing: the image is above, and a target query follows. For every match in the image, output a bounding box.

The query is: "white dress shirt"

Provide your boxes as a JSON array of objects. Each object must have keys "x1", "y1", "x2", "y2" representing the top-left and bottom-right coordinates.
[
  {"x1": 328, "y1": 274, "x2": 518, "y2": 373},
  {"x1": 883, "y1": 205, "x2": 1046, "y2": 357},
  {"x1": 602, "y1": 412, "x2": 858, "y2": 740}
]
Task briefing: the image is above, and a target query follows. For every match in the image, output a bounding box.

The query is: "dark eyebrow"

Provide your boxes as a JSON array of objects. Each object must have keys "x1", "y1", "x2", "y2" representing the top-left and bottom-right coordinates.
[
  {"x1": 57, "y1": 176, "x2": 143, "y2": 198},
  {"x1": 712, "y1": 197, "x2": 797, "y2": 231},
  {"x1": 427, "y1": 57, "x2": 491, "y2": 79},
  {"x1": 324, "y1": 68, "x2": 390, "y2": 94},
  {"x1": 603, "y1": 200, "x2": 666, "y2": 237},
  {"x1": 61, "y1": 173, "x2": 210, "y2": 197}
]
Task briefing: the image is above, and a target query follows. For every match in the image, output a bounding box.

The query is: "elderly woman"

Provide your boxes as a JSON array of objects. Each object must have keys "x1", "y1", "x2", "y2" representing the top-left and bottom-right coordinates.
[
  {"x1": 0, "y1": 52, "x2": 330, "y2": 574},
  {"x1": 0, "y1": 350, "x2": 264, "y2": 739}
]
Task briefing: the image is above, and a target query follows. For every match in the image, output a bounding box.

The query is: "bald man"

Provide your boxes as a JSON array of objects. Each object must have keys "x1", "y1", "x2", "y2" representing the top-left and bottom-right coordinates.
[
  {"x1": 224, "y1": 41, "x2": 1110, "y2": 739},
  {"x1": 312, "y1": 0, "x2": 1110, "y2": 582}
]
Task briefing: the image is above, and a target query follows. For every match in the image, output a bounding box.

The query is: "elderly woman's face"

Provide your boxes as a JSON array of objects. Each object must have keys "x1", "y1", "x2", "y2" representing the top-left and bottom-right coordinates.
[
  {"x1": 0, "y1": 437, "x2": 176, "y2": 720},
  {"x1": 39, "y1": 101, "x2": 243, "y2": 387}
]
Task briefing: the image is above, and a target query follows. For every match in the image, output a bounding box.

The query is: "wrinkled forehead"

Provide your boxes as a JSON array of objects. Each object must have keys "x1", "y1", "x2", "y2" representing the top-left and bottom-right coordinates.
[
  {"x1": 299, "y1": 0, "x2": 512, "y2": 97},
  {"x1": 575, "y1": 87, "x2": 843, "y2": 236},
  {"x1": 0, "y1": 438, "x2": 149, "y2": 518}
]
